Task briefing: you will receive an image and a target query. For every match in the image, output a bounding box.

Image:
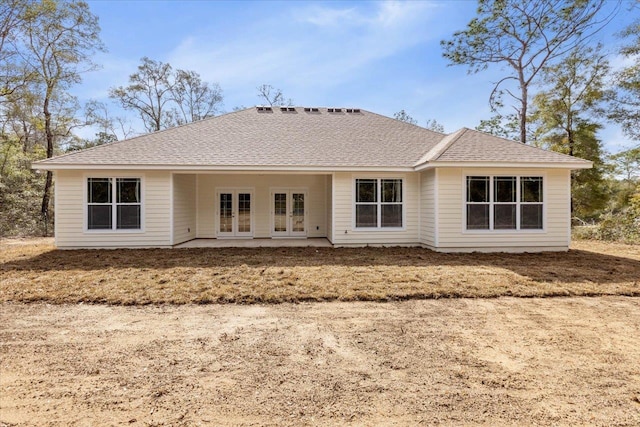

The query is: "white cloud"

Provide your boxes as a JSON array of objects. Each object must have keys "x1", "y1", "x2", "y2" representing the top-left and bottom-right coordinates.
[
  {"x1": 609, "y1": 52, "x2": 637, "y2": 73},
  {"x1": 299, "y1": 6, "x2": 361, "y2": 27},
  {"x1": 297, "y1": 1, "x2": 432, "y2": 29},
  {"x1": 165, "y1": 1, "x2": 440, "y2": 107}
]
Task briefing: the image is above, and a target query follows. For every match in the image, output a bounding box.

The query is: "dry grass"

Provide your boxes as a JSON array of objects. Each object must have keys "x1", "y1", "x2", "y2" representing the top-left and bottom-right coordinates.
[{"x1": 1, "y1": 238, "x2": 638, "y2": 304}]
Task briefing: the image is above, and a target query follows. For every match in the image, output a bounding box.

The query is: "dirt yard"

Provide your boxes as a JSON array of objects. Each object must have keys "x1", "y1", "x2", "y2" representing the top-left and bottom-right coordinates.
[
  {"x1": 1, "y1": 298, "x2": 639, "y2": 426},
  {"x1": 1, "y1": 239, "x2": 639, "y2": 304},
  {"x1": 1, "y1": 238, "x2": 639, "y2": 425}
]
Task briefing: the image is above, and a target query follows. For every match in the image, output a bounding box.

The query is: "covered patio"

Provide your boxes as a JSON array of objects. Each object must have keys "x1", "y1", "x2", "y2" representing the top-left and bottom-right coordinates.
[{"x1": 174, "y1": 237, "x2": 333, "y2": 248}]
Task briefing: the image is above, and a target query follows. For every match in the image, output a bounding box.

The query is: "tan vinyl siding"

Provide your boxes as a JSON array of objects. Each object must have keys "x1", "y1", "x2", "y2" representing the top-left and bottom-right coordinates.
[
  {"x1": 196, "y1": 174, "x2": 328, "y2": 238},
  {"x1": 327, "y1": 175, "x2": 333, "y2": 243},
  {"x1": 54, "y1": 170, "x2": 171, "y2": 248},
  {"x1": 436, "y1": 167, "x2": 570, "y2": 252},
  {"x1": 420, "y1": 169, "x2": 436, "y2": 247},
  {"x1": 332, "y1": 172, "x2": 420, "y2": 246},
  {"x1": 172, "y1": 174, "x2": 196, "y2": 245}
]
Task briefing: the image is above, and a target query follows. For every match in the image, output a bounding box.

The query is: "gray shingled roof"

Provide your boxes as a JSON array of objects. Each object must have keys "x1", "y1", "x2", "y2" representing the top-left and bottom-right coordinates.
[
  {"x1": 34, "y1": 107, "x2": 591, "y2": 169},
  {"x1": 429, "y1": 128, "x2": 588, "y2": 164}
]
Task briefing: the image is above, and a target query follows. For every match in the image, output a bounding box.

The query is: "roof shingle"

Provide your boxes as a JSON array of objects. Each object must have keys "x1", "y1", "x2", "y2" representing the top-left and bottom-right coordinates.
[
  {"x1": 35, "y1": 107, "x2": 591, "y2": 169},
  {"x1": 431, "y1": 128, "x2": 587, "y2": 164}
]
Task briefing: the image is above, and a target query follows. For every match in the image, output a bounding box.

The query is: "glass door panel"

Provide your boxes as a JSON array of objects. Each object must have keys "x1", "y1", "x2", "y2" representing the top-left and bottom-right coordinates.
[
  {"x1": 218, "y1": 190, "x2": 253, "y2": 237},
  {"x1": 219, "y1": 193, "x2": 233, "y2": 234},
  {"x1": 272, "y1": 190, "x2": 307, "y2": 236},
  {"x1": 291, "y1": 193, "x2": 305, "y2": 233},
  {"x1": 273, "y1": 193, "x2": 287, "y2": 233},
  {"x1": 237, "y1": 193, "x2": 251, "y2": 234}
]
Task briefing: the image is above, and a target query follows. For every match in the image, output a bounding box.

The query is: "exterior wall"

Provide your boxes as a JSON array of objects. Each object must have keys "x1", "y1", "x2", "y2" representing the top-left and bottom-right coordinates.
[
  {"x1": 331, "y1": 172, "x2": 421, "y2": 246},
  {"x1": 52, "y1": 167, "x2": 572, "y2": 251},
  {"x1": 326, "y1": 175, "x2": 333, "y2": 243},
  {"x1": 54, "y1": 170, "x2": 171, "y2": 248},
  {"x1": 172, "y1": 174, "x2": 196, "y2": 245},
  {"x1": 196, "y1": 174, "x2": 328, "y2": 238},
  {"x1": 420, "y1": 169, "x2": 436, "y2": 248},
  {"x1": 435, "y1": 167, "x2": 570, "y2": 252}
]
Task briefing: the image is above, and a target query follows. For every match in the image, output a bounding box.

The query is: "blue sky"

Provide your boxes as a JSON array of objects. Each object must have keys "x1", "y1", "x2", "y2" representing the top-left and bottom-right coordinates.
[{"x1": 77, "y1": 0, "x2": 637, "y2": 153}]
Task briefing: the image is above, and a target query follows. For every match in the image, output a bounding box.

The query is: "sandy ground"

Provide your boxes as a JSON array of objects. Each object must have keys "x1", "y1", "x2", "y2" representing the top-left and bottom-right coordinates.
[{"x1": 1, "y1": 297, "x2": 639, "y2": 426}]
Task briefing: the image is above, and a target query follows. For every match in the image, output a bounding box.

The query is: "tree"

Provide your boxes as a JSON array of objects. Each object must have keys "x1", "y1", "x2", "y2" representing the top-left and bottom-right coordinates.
[
  {"x1": 257, "y1": 84, "x2": 292, "y2": 106},
  {"x1": 110, "y1": 58, "x2": 224, "y2": 132},
  {"x1": 1, "y1": 88, "x2": 43, "y2": 153},
  {"x1": 0, "y1": 0, "x2": 29, "y2": 100},
  {"x1": 476, "y1": 112, "x2": 520, "y2": 140},
  {"x1": 530, "y1": 45, "x2": 610, "y2": 219},
  {"x1": 110, "y1": 57, "x2": 175, "y2": 132},
  {"x1": 395, "y1": 111, "x2": 445, "y2": 131},
  {"x1": 441, "y1": 0, "x2": 617, "y2": 144},
  {"x1": 84, "y1": 99, "x2": 133, "y2": 142},
  {"x1": 0, "y1": 135, "x2": 48, "y2": 236},
  {"x1": 425, "y1": 118, "x2": 445, "y2": 133},
  {"x1": 531, "y1": 44, "x2": 609, "y2": 157},
  {"x1": 17, "y1": 0, "x2": 105, "y2": 226},
  {"x1": 607, "y1": 19, "x2": 640, "y2": 143},
  {"x1": 171, "y1": 69, "x2": 223, "y2": 125},
  {"x1": 609, "y1": 147, "x2": 640, "y2": 183},
  {"x1": 393, "y1": 109, "x2": 417, "y2": 125}
]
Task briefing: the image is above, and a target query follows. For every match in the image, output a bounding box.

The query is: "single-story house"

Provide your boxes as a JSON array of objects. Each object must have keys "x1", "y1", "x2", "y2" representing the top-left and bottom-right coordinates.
[{"x1": 33, "y1": 106, "x2": 591, "y2": 252}]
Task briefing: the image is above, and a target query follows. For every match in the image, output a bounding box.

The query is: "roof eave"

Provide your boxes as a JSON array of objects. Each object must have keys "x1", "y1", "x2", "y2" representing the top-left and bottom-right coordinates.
[
  {"x1": 31, "y1": 163, "x2": 416, "y2": 173},
  {"x1": 414, "y1": 160, "x2": 593, "y2": 171}
]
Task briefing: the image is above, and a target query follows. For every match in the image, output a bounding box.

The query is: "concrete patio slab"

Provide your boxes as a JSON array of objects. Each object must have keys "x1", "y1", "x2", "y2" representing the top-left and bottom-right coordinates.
[{"x1": 174, "y1": 238, "x2": 332, "y2": 248}]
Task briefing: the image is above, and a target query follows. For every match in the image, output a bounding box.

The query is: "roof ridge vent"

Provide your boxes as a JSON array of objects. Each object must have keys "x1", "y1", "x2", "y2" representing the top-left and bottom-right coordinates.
[
  {"x1": 346, "y1": 108, "x2": 361, "y2": 113},
  {"x1": 328, "y1": 108, "x2": 343, "y2": 113},
  {"x1": 303, "y1": 107, "x2": 320, "y2": 112},
  {"x1": 256, "y1": 106, "x2": 273, "y2": 112}
]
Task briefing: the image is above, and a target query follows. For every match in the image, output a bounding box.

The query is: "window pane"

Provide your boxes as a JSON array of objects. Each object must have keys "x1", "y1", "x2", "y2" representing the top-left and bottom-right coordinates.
[
  {"x1": 521, "y1": 177, "x2": 543, "y2": 202},
  {"x1": 356, "y1": 179, "x2": 377, "y2": 203},
  {"x1": 494, "y1": 177, "x2": 516, "y2": 203},
  {"x1": 381, "y1": 204, "x2": 402, "y2": 227},
  {"x1": 238, "y1": 193, "x2": 251, "y2": 233},
  {"x1": 117, "y1": 178, "x2": 140, "y2": 203},
  {"x1": 220, "y1": 193, "x2": 233, "y2": 233},
  {"x1": 467, "y1": 204, "x2": 489, "y2": 229},
  {"x1": 356, "y1": 204, "x2": 377, "y2": 228},
  {"x1": 273, "y1": 193, "x2": 287, "y2": 232},
  {"x1": 88, "y1": 205, "x2": 112, "y2": 229},
  {"x1": 467, "y1": 176, "x2": 489, "y2": 202},
  {"x1": 494, "y1": 204, "x2": 516, "y2": 229},
  {"x1": 88, "y1": 178, "x2": 111, "y2": 204},
  {"x1": 292, "y1": 193, "x2": 305, "y2": 232},
  {"x1": 521, "y1": 204, "x2": 543, "y2": 229},
  {"x1": 117, "y1": 205, "x2": 141, "y2": 229},
  {"x1": 381, "y1": 179, "x2": 402, "y2": 203}
]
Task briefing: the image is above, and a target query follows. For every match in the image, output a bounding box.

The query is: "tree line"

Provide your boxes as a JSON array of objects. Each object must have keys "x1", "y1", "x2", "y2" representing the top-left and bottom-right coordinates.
[
  {"x1": 0, "y1": 1, "x2": 294, "y2": 236},
  {"x1": 1, "y1": 0, "x2": 639, "y2": 242},
  {"x1": 395, "y1": 0, "x2": 639, "y2": 241}
]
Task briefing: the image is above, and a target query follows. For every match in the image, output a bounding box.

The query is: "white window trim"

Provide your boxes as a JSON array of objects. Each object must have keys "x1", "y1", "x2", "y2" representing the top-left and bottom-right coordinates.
[
  {"x1": 352, "y1": 176, "x2": 406, "y2": 231},
  {"x1": 462, "y1": 173, "x2": 546, "y2": 234},
  {"x1": 83, "y1": 174, "x2": 145, "y2": 233}
]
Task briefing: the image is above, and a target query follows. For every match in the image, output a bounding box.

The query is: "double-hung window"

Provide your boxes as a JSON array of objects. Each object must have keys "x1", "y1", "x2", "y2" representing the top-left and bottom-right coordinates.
[
  {"x1": 355, "y1": 178, "x2": 403, "y2": 228},
  {"x1": 465, "y1": 176, "x2": 543, "y2": 231},
  {"x1": 87, "y1": 177, "x2": 141, "y2": 230}
]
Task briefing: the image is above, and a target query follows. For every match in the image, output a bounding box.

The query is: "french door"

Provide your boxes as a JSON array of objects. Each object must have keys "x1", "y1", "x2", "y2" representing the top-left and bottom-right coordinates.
[
  {"x1": 217, "y1": 190, "x2": 253, "y2": 237},
  {"x1": 271, "y1": 190, "x2": 307, "y2": 237}
]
